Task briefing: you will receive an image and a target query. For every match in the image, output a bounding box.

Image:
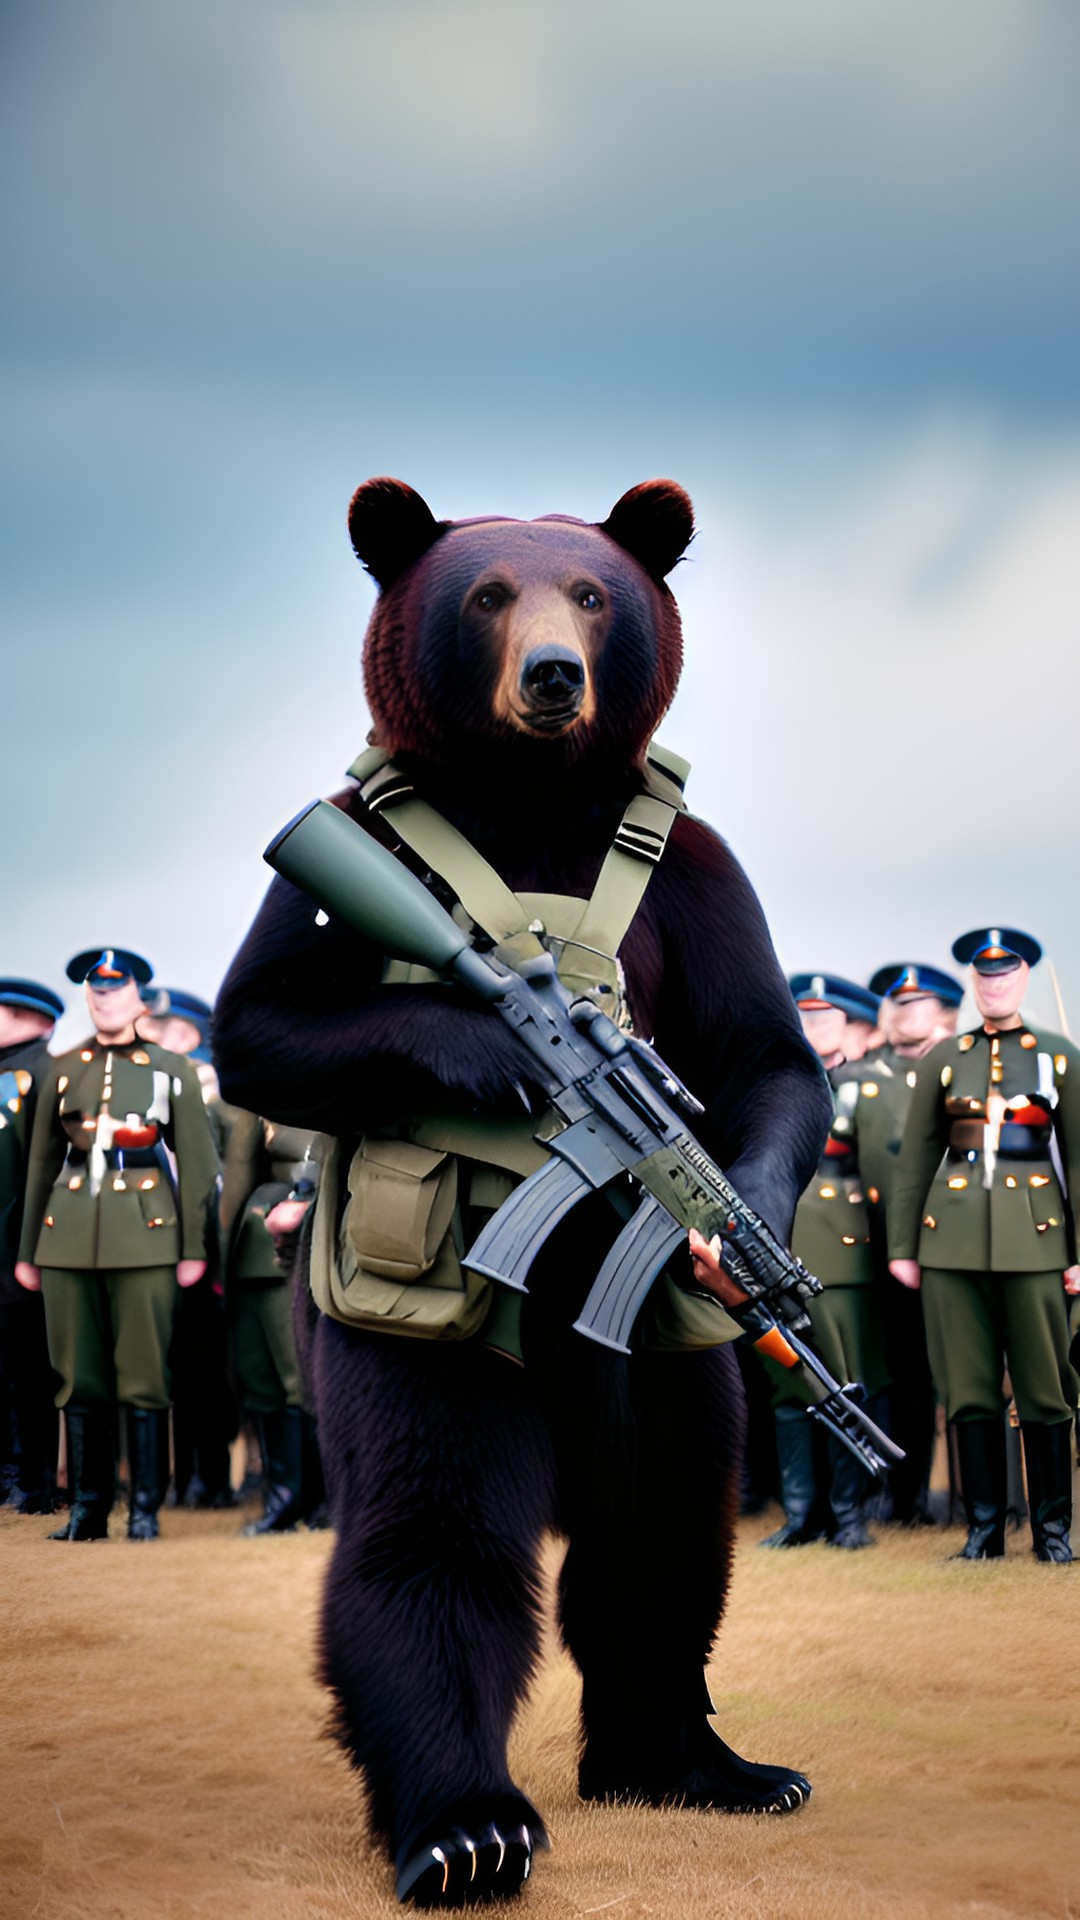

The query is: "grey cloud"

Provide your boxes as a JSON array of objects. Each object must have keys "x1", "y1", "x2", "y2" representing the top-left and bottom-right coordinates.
[{"x1": 4, "y1": 0, "x2": 1077, "y2": 415}]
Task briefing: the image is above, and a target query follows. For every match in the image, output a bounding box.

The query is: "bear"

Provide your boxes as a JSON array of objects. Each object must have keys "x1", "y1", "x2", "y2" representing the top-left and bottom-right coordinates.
[{"x1": 214, "y1": 478, "x2": 832, "y2": 1907}]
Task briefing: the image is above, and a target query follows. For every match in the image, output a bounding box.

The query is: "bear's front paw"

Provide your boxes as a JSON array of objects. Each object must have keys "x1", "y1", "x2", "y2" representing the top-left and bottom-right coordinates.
[{"x1": 397, "y1": 1820, "x2": 536, "y2": 1907}]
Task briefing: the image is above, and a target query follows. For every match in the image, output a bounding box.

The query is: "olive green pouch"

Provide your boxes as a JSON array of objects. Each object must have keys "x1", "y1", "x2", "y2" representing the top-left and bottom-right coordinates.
[{"x1": 309, "y1": 1137, "x2": 492, "y2": 1340}]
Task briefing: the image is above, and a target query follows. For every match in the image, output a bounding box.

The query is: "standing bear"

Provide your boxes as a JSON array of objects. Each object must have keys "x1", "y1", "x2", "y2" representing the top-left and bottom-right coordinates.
[{"x1": 214, "y1": 478, "x2": 831, "y2": 1906}]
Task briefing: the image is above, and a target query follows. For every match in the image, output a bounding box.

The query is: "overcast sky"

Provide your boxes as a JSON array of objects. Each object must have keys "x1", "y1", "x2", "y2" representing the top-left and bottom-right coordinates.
[{"x1": 3, "y1": 0, "x2": 1078, "y2": 1050}]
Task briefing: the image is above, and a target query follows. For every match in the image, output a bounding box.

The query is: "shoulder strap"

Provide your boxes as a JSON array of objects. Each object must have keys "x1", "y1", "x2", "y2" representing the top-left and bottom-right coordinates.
[
  {"x1": 343, "y1": 737, "x2": 689, "y2": 980},
  {"x1": 560, "y1": 741, "x2": 687, "y2": 971}
]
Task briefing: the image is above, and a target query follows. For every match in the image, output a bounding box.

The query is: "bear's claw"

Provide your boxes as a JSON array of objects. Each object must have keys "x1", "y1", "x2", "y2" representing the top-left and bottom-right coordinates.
[{"x1": 397, "y1": 1821, "x2": 535, "y2": 1907}]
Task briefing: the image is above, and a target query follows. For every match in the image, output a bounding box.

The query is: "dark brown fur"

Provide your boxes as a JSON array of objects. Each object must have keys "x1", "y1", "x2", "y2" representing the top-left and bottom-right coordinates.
[{"x1": 214, "y1": 480, "x2": 830, "y2": 1880}]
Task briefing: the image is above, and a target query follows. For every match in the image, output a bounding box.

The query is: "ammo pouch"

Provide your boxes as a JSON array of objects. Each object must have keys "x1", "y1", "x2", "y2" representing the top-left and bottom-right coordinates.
[{"x1": 310, "y1": 1134, "x2": 493, "y2": 1341}]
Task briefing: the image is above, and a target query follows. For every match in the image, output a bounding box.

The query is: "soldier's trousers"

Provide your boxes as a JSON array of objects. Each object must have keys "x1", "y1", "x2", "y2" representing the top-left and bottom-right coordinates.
[
  {"x1": 921, "y1": 1267, "x2": 1078, "y2": 1425},
  {"x1": 231, "y1": 1281, "x2": 303, "y2": 1415},
  {"x1": 770, "y1": 1283, "x2": 889, "y2": 1408},
  {"x1": 40, "y1": 1266, "x2": 178, "y2": 1410}
]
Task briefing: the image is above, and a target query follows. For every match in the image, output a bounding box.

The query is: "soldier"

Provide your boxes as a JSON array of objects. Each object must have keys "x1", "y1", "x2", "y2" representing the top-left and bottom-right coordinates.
[
  {"x1": 759, "y1": 975, "x2": 889, "y2": 1550},
  {"x1": 889, "y1": 928, "x2": 1080, "y2": 1562},
  {"x1": 219, "y1": 1111, "x2": 325, "y2": 1532},
  {"x1": 862, "y1": 963, "x2": 964, "y2": 1524},
  {"x1": 139, "y1": 985, "x2": 239, "y2": 1509},
  {"x1": 14, "y1": 950, "x2": 220, "y2": 1540},
  {"x1": 0, "y1": 978, "x2": 65, "y2": 1512}
]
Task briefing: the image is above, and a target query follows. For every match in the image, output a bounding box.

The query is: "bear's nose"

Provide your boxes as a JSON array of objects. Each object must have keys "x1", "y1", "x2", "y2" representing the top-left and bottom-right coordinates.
[{"x1": 521, "y1": 647, "x2": 586, "y2": 707}]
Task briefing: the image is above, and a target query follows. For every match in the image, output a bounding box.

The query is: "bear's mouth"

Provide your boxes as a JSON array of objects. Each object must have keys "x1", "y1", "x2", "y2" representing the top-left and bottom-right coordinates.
[{"x1": 511, "y1": 701, "x2": 585, "y2": 736}]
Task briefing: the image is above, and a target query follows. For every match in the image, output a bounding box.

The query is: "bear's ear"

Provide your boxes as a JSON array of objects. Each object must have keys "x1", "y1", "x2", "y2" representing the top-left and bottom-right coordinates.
[
  {"x1": 599, "y1": 480, "x2": 695, "y2": 582},
  {"x1": 347, "y1": 478, "x2": 446, "y2": 590}
]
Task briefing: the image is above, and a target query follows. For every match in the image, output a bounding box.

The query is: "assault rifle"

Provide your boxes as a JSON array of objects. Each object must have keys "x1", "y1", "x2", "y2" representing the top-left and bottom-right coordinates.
[{"x1": 265, "y1": 799, "x2": 903, "y2": 1480}]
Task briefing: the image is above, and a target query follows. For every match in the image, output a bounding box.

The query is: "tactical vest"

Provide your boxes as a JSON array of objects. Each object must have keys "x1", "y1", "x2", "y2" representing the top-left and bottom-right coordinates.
[{"x1": 310, "y1": 741, "x2": 719, "y2": 1348}]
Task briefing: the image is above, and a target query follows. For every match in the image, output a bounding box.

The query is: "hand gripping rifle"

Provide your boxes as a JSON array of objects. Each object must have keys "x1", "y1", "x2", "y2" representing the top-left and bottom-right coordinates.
[{"x1": 266, "y1": 800, "x2": 903, "y2": 1480}]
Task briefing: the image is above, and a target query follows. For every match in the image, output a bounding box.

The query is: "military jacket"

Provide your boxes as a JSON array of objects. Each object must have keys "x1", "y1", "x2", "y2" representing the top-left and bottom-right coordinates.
[
  {"x1": 790, "y1": 1079, "x2": 875, "y2": 1286},
  {"x1": 220, "y1": 1111, "x2": 321, "y2": 1284},
  {"x1": 0, "y1": 1037, "x2": 53, "y2": 1284},
  {"x1": 851, "y1": 1053, "x2": 924, "y2": 1220},
  {"x1": 889, "y1": 1024, "x2": 1080, "y2": 1272},
  {"x1": 17, "y1": 1040, "x2": 220, "y2": 1271}
]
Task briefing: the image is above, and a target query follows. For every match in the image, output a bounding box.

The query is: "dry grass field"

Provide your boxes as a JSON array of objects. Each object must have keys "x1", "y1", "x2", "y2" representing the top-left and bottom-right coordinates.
[{"x1": 2, "y1": 1482, "x2": 1078, "y2": 1920}]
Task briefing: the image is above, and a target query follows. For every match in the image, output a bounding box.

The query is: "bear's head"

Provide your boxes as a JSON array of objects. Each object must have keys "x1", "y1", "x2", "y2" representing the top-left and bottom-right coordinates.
[{"x1": 348, "y1": 478, "x2": 694, "y2": 789}]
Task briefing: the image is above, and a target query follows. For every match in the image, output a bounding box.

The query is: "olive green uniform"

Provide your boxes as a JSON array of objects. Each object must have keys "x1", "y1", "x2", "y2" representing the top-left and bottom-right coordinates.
[
  {"x1": 777, "y1": 1076, "x2": 888, "y2": 1404},
  {"x1": 221, "y1": 1112, "x2": 318, "y2": 1414},
  {"x1": 17, "y1": 1040, "x2": 220, "y2": 1409},
  {"x1": 762, "y1": 1074, "x2": 888, "y2": 1548},
  {"x1": 889, "y1": 1023, "x2": 1080, "y2": 1426}
]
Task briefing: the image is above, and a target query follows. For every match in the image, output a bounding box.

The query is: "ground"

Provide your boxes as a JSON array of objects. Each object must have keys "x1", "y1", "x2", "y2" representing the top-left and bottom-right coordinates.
[{"x1": 1, "y1": 1477, "x2": 1077, "y2": 1920}]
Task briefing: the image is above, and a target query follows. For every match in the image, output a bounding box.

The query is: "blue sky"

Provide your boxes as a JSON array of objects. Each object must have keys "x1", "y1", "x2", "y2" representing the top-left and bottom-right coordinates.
[{"x1": 4, "y1": 0, "x2": 1079, "y2": 1048}]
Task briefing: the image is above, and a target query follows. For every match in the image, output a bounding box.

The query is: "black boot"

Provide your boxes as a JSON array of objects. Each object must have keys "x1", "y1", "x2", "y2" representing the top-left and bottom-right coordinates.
[
  {"x1": 1021, "y1": 1420, "x2": 1074, "y2": 1564},
  {"x1": 127, "y1": 1408, "x2": 170, "y2": 1540},
  {"x1": 827, "y1": 1433, "x2": 874, "y2": 1549},
  {"x1": 49, "y1": 1407, "x2": 115, "y2": 1540},
  {"x1": 11, "y1": 1399, "x2": 61, "y2": 1515},
  {"x1": 242, "y1": 1407, "x2": 304, "y2": 1534},
  {"x1": 952, "y1": 1418, "x2": 1007, "y2": 1559},
  {"x1": 759, "y1": 1407, "x2": 826, "y2": 1547}
]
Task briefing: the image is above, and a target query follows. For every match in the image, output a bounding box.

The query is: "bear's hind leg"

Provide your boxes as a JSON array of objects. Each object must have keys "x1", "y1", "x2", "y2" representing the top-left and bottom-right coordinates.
[
  {"x1": 560, "y1": 1343, "x2": 811, "y2": 1817},
  {"x1": 315, "y1": 1321, "x2": 555, "y2": 1903}
]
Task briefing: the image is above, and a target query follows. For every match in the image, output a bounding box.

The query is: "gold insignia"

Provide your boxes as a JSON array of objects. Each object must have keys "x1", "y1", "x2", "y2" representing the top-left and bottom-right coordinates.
[
  {"x1": 991, "y1": 1063, "x2": 1004, "y2": 1084},
  {"x1": 68, "y1": 1177, "x2": 83, "y2": 1191},
  {"x1": 148, "y1": 1217, "x2": 165, "y2": 1228},
  {"x1": 1055, "y1": 1054, "x2": 1067, "y2": 1075},
  {"x1": 1020, "y1": 1032, "x2": 1037, "y2": 1049},
  {"x1": 113, "y1": 1178, "x2": 127, "y2": 1191},
  {"x1": 1004, "y1": 1176, "x2": 1017, "y2": 1188},
  {"x1": 1036, "y1": 1221, "x2": 1048, "y2": 1233},
  {"x1": 958, "y1": 1033, "x2": 975, "y2": 1051},
  {"x1": 947, "y1": 1177, "x2": 968, "y2": 1190},
  {"x1": 140, "y1": 1177, "x2": 155, "y2": 1190},
  {"x1": 15, "y1": 1069, "x2": 32, "y2": 1096},
  {"x1": 1029, "y1": 1174, "x2": 1050, "y2": 1188},
  {"x1": 131, "y1": 1049, "x2": 151, "y2": 1066},
  {"x1": 861, "y1": 1081, "x2": 879, "y2": 1098},
  {"x1": 58, "y1": 1075, "x2": 69, "y2": 1093},
  {"x1": 841, "y1": 1235, "x2": 856, "y2": 1246},
  {"x1": 867, "y1": 1185, "x2": 880, "y2": 1203},
  {"x1": 80, "y1": 1049, "x2": 94, "y2": 1062},
  {"x1": 44, "y1": 1215, "x2": 54, "y2": 1228},
  {"x1": 940, "y1": 1065, "x2": 953, "y2": 1087},
  {"x1": 819, "y1": 1185, "x2": 837, "y2": 1199},
  {"x1": 923, "y1": 1215, "x2": 936, "y2": 1229},
  {"x1": 1048, "y1": 1216, "x2": 1059, "y2": 1227}
]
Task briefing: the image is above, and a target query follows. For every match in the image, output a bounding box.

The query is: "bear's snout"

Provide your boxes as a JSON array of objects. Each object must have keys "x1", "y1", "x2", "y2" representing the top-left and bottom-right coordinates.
[{"x1": 520, "y1": 646, "x2": 587, "y2": 729}]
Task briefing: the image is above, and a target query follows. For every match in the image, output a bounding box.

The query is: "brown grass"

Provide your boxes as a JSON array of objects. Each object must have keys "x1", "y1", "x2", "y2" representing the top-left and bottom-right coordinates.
[{"x1": 1, "y1": 1482, "x2": 1078, "y2": 1920}]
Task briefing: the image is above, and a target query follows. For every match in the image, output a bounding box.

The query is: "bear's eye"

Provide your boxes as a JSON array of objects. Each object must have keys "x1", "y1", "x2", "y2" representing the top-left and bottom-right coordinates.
[
  {"x1": 472, "y1": 585, "x2": 507, "y2": 614},
  {"x1": 576, "y1": 588, "x2": 603, "y2": 612}
]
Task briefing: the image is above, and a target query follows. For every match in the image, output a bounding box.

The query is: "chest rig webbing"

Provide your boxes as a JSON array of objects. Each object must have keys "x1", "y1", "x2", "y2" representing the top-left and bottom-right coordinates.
[{"x1": 346, "y1": 739, "x2": 690, "y2": 1029}]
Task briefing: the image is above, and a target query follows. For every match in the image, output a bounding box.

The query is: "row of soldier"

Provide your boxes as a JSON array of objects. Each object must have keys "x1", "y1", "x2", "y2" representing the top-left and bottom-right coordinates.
[
  {"x1": 1, "y1": 929, "x2": 1077, "y2": 1558},
  {"x1": 0, "y1": 950, "x2": 325, "y2": 1539},
  {"x1": 761, "y1": 930, "x2": 1079, "y2": 1562}
]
